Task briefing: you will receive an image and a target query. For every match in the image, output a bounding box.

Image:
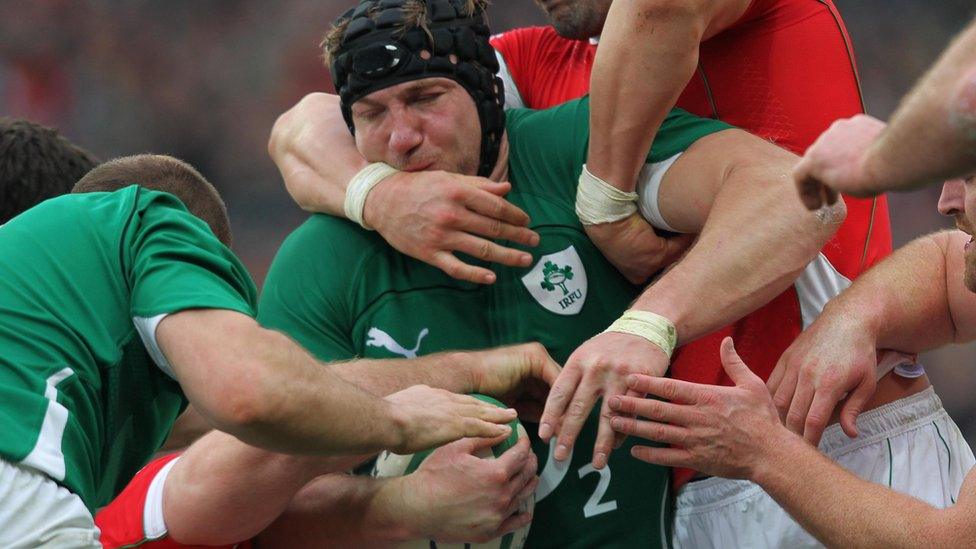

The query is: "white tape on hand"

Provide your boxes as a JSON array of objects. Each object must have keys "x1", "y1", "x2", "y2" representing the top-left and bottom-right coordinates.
[
  {"x1": 575, "y1": 164, "x2": 638, "y2": 225},
  {"x1": 604, "y1": 309, "x2": 677, "y2": 358},
  {"x1": 344, "y1": 162, "x2": 400, "y2": 230}
]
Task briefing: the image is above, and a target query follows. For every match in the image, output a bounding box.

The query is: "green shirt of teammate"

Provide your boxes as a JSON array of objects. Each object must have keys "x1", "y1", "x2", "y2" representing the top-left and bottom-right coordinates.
[
  {"x1": 258, "y1": 98, "x2": 729, "y2": 548},
  {"x1": 0, "y1": 186, "x2": 256, "y2": 510}
]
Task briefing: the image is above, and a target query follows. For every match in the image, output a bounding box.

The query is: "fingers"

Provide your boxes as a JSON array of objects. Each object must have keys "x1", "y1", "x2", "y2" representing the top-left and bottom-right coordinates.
[
  {"x1": 429, "y1": 250, "x2": 497, "y2": 284},
  {"x1": 803, "y1": 387, "x2": 842, "y2": 445},
  {"x1": 793, "y1": 159, "x2": 826, "y2": 211},
  {"x1": 608, "y1": 395, "x2": 696, "y2": 426},
  {"x1": 719, "y1": 337, "x2": 757, "y2": 386},
  {"x1": 496, "y1": 436, "x2": 532, "y2": 478},
  {"x1": 766, "y1": 355, "x2": 786, "y2": 394},
  {"x1": 609, "y1": 416, "x2": 688, "y2": 445},
  {"x1": 630, "y1": 445, "x2": 694, "y2": 468},
  {"x1": 450, "y1": 233, "x2": 534, "y2": 268},
  {"x1": 552, "y1": 378, "x2": 600, "y2": 462},
  {"x1": 492, "y1": 504, "x2": 534, "y2": 539},
  {"x1": 463, "y1": 417, "x2": 513, "y2": 439},
  {"x1": 625, "y1": 374, "x2": 700, "y2": 404},
  {"x1": 456, "y1": 209, "x2": 540, "y2": 248},
  {"x1": 462, "y1": 185, "x2": 531, "y2": 227},
  {"x1": 534, "y1": 351, "x2": 562, "y2": 387},
  {"x1": 771, "y1": 362, "x2": 799, "y2": 423},
  {"x1": 538, "y1": 365, "x2": 582, "y2": 441},
  {"x1": 593, "y1": 392, "x2": 623, "y2": 469},
  {"x1": 839, "y1": 375, "x2": 874, "y2": 439},
  {"x1": 784, "y1": 375, "x2": 815, "y2": 435}
]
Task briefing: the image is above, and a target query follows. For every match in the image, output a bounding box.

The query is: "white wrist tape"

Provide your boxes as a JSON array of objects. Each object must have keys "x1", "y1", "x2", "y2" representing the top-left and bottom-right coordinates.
[
  {"x1": 604, "y1": 309, "x2": 677, "y2": 358},
  {"x1": 575, "y1": 164, "x2": 639, "y2": 225},
  {"x1": 344, "y1": 162, "x2": 400, "y2": 230}
]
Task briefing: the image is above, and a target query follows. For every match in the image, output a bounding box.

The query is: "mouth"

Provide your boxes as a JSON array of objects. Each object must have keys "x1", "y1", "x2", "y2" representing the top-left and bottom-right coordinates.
[{"x1": 402, "y1": 161, "x2": 433, "y2": 172}]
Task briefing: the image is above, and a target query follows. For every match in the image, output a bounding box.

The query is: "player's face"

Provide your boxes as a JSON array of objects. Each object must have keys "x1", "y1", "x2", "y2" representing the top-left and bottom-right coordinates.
[
  {"x1": 533, "y1": 0, "x2": 611, "y2": 39},
  {"x1": 351, "y1": 78, "x2": 482, "y2": 176},
  {"x1": 938, "y1": 175, "x2": 976, "y2": 291}
]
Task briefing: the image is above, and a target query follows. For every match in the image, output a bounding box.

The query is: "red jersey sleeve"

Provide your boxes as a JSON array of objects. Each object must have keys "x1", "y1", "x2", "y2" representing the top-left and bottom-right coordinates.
[
  {"x1": 490, "y1": 26, "x2": 594, "y2": 109},
  {"x1": 95, "y1": 453, "x2": 251, "y2": 549}
]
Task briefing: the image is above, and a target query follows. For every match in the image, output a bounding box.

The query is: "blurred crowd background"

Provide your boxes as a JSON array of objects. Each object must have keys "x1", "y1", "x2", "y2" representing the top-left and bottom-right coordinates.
[{"x1": 3, "y1": 0, "x2": 976, "y2": 437}]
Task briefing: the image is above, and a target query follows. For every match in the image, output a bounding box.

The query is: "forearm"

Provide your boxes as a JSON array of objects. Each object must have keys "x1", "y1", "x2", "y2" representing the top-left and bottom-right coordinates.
[
  {"x1": 756, "y1": 429, "x2": 975, "y2": 548},
  {"x1": 815, "y1": 231, "x2": 976, "y2": 353},
  {"x1": 634, "y1": 137, "x2": 841, "y2": 348},
  {"x1": 331, "y1": 350, "x2": 477, "y2": 396},
  {"x1": 586, "y1": 1, "x2": 704, "y2": 191},
  {"x1": 164, "y1": 431, "x2": 367, "y2": 545},
  {"x1": 256, "y1": 474, "x2": 414, "y2": 547},
  {"x1": 162, "y1": 311, "x2": 401, "y2": 455},
  {"x1": 863, "y1": 19, "x2": 976, "y2": 191},
  {"x1": 269, "y1": 92, "x2": 366, "y2": 215}
]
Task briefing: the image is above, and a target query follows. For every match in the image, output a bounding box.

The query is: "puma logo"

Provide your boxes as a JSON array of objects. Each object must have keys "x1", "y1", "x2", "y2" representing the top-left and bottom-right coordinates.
[{"x1": 366, "y1": 327, "x2": 429, "y2": 358}]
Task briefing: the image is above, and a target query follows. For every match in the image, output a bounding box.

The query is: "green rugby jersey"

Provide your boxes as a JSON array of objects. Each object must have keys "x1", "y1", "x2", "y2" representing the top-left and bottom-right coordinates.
[
  {"x1": 0, "y1": 186, "x2": 256, "y2": 511},
  {"x1": 258, "y1": 98, "x2": 730, "y2": 548}
]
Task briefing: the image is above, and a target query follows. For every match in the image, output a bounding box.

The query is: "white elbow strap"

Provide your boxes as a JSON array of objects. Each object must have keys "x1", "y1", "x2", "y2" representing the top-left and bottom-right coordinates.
[
  {"x1": 576, "y1": 164, "x2": 639, "y2": 225},
  {"x1": 344, "y1": 162, "x2": 400, "y2": 230},
  {"x1": 604, "y1": 309, "x2": 677, "y2": 358}
]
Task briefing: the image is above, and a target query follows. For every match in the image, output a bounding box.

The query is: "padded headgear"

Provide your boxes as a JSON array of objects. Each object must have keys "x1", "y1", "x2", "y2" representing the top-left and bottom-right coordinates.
[{"x1": 329, "y1": 0, "x2": 505, "y2": 177}]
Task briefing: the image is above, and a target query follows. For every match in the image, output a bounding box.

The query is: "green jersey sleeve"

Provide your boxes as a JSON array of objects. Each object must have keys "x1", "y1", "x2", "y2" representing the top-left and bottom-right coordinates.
[{"x1": 125, "y1": 189, "x2": 257, "y2": 320}]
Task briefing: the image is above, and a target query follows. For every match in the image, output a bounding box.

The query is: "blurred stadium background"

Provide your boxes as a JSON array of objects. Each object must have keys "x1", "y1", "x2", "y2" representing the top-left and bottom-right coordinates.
[{"x1": 3, "y1": 0, "x2": 976, "y2": 439}]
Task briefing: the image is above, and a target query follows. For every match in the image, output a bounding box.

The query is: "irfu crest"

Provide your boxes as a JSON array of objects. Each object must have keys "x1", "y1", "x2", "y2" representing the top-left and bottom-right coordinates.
[
  {"x1": 521, "y1": 246, "x2": 588, "y2": 315},
  {"x1": 541, "y1": 261, "x2": 574, "y2": 295}
]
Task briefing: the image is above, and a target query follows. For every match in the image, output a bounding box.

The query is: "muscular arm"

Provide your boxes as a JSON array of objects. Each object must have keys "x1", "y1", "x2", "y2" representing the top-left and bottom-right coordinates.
[
  {"x1": 586, "y1": 0, "x2": 751, "y2": 192},
  {"x1": 797, "y1": 18, "x2": 976, "y2": 204},
  {"x1": 636, "y1": 129, "x2": 843, "y2": 346},
  {"x1": 611, "y1": 341, "x2": 976, "y2": 549},
  {"x1": 163, "y1": 431, "x2": 368, "y2": 545},
  {"x1": 158, "y1": 309, "x2": 512, "y2": 455},
  {"x1": 805, "y1": 230, "x2": 976, "y2": 352},
  {"x1": 268, "y1": 93, "x2": 537, "y2": 284},
  {"x1": 755, "y1": 429, "x2": 976, "y2": 548},
  {"x1": 268, "y1": 93, "x2": 365, "y2": 215},
  {"x1": 860, "y1": 18, "x2": 976, "y2": 192}
]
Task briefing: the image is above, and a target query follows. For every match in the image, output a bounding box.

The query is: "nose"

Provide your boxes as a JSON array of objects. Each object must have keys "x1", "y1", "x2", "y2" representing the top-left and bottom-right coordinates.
[
  {"x1": 938, "y1": 179, "x2": 966, "y2": 217},
  {"x1": 387, "y1": 107, "x2": 423, "y2": 157}
]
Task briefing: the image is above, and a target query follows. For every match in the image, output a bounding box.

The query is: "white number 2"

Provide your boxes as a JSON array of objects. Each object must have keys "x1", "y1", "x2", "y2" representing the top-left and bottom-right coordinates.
[
  {"x1": 577, "y1": 463, "x2": 618, "y2": 517},
  {"x1": 536, "y1": 440, "x2": 618, "y2": 518}
]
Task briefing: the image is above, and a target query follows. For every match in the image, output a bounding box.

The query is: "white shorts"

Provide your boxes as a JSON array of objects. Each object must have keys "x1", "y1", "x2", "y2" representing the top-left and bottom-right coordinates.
[
  {"x1": 672, "y1": 387, "x2": 974, "y2": 548},
  {"x1": 0, "y1": 458, "x2": 101, "y2": 549}
]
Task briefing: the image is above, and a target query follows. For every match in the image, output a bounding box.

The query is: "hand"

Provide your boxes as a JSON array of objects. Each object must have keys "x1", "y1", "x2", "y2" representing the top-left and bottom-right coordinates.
[
  {"x1": 365, "y1": 170, "x2": 540, "y2": 284},
  {"x1": 766, "y1": 306, "x2": 878, "y2": 444},
  {"x1": 583, "y1": 213, "x2": 694, "y2": 284},
  {"x1": 468, "y1": 343, "x2": 562, "y2": 422},
  {"x1": 793, "y1": 114, "x2": 888, "y2": 209},
  {"x1": 538, "y1": 332, "x2": 670, "y2": 469},
  {"x1": 386, "y1": 386, "x2": 517, "y2": 454},
  {"x1": 396, "y1": 435, "x2": 537, "y2": 543},
  {"x1": 609, "y1": 337, "x2": 790, "y2": 480}
]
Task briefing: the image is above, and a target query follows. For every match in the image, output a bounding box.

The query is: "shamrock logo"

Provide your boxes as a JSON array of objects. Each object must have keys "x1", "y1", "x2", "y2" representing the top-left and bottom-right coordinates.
[{"x1": 540, "y1": 261, "x2": 574, "y2": 295}]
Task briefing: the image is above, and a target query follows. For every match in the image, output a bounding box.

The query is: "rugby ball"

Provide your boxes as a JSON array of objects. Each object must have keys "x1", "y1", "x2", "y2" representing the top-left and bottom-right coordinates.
[{"x1": 371, "y1": 394, "x2": 534, "y2": 549}]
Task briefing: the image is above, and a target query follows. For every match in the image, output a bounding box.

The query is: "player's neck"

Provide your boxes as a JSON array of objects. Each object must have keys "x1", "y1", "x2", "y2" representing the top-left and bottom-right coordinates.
[{"x1": 488, "y1": 132, "x2": 510, "y2": 182}]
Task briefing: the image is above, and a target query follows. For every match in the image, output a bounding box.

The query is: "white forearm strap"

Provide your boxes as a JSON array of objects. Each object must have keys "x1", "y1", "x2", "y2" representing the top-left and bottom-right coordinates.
[
  {"x1": 576, "y1": 164, "x2": 638, "y2": 225},
  {"x1": 344, "y1": 162, "x2": 400, "y2": 230},
  {"x1": 604, "y1": 309, "x2": 677, "y2": 358}
]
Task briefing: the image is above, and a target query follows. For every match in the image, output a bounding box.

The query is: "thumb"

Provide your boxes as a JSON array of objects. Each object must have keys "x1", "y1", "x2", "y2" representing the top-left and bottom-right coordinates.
[
  {"x1": 720, "y1": 337, "x2": 755, "y2": 386},
  {"x1": 468, "y1": 432, "x2": 511, "y2": 453}
]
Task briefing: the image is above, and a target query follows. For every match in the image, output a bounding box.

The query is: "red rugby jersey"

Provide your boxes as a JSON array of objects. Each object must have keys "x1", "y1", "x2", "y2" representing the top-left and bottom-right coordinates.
[{"x1": 491, "y1": 0, "x2": 892, "y2": 487}]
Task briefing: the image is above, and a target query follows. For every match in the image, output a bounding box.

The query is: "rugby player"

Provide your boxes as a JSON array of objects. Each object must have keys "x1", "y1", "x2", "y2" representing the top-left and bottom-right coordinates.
[
  {"x1": 797, "y1": 17, "x2": 976, "y2": 205},
  {"x1": 0, "y1": 154, "x2": 519, "y2": 548},
  {"x1": 0, "y1": 117, "x2": 97, "y2": 223},
  {"x1": 98, "y1": 0, "x2": 848, "y2": 544},
  {"x1": 611, "y1": 174, "x2": 976, "y2": 547},
  {"x1": 108, "y1": 0, "x2": 845, "y2": 546},
  {"x1": 269, "y1": 0, "x2": 895, "y2": 490}
]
